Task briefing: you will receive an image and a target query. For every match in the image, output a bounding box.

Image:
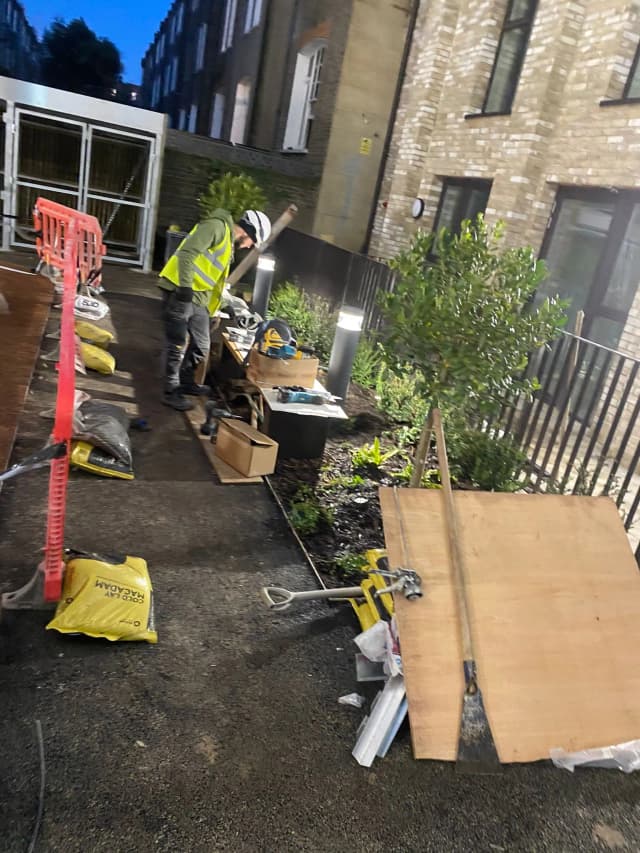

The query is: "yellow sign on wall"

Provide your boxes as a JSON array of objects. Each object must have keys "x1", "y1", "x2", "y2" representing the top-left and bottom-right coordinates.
[{"x1": 359, "y1": 137, "x2": 373, "y2": 156}]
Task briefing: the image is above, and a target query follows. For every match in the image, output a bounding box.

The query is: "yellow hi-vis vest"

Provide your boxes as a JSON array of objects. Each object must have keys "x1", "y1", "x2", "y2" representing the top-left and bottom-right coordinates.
[{"x1": 160, "y1": 223, "x2": 232, "y2": 316}]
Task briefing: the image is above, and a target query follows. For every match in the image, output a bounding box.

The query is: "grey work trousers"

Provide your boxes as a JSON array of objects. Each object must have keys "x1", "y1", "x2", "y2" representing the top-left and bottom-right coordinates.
[{"x1": 162, "y1": 290, "x2": 210, "y2": 392}]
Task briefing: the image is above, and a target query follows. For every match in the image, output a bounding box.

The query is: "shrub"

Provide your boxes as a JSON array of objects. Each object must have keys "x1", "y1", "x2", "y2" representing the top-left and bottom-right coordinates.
[
  {"x1": 380, "y1": 215, "x2": 568, "y2": 425},
  {"x1": 334, "y1": 551, "x2": 369, "y2": 581},
  {"x1": 199, "y1": 171, "x2": 267, "y2": 221},
  {"x1": 351, "y1": 336, "x2": 384, "y2": 389},
  {"x1": 374, "y1": 365, "x2": 429, "y2": 426},
  {"x1": 352, "y1": 437, "x2": 402, "y2": 470},
  {"x1": 450, "y1": 430, "x2": 526, "y2": 492},
  {"x1": 288, "y1": 485, "x2": 332, "y2": 536},
  {"x1": 268, "y1": 282, "x2": 337, "y2": 363}
]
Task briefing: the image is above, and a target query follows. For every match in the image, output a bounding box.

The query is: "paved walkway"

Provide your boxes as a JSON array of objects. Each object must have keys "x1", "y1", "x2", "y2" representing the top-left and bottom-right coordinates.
[{"x1": 1, "y1": 254, "x2": 640, "y2": 852}]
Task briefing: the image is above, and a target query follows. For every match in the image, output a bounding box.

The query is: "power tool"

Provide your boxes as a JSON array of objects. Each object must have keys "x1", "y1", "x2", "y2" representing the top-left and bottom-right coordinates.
[{"x1": 275, "y1": 386, "x2": 341, "y2": 405}]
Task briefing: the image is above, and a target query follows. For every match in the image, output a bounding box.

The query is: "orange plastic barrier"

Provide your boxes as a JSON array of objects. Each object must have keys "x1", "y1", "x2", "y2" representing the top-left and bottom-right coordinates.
[{"x1": 33, "y1": 198, "x2": 105, "y2": 601}]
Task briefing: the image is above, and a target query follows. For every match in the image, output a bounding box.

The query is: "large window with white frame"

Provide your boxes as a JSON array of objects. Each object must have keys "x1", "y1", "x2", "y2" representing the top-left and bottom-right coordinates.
[
  {"x1": 195, "y1": 23, "x2": 207, "y2": 72},
  {"x1": 210, "y1": 92, "x2": 225, "y2": 138},
  {"x1": 230, "y1": 78, "x2": 251, "y2": 144},
  {"x1": 222, "y1": 0, "x2": 238, "y2": 52},
  {"x1": 188, "y1": 104, "x2": 198, "y2": 133},
  {"x1": 244, "y1": 0, "x2": 263, "y2": 33},
  {"x1": 283, "y1": 39, "x2": 326, "y2": 152}
]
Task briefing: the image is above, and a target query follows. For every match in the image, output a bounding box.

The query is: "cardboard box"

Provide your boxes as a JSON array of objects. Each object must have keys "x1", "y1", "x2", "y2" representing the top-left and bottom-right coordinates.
[
  {"x1": 246, "y1": 348, "x2": 319, "y2": 388},
  {"x1": 214, "y1": 418, "x2": 278, "y2": 477}
]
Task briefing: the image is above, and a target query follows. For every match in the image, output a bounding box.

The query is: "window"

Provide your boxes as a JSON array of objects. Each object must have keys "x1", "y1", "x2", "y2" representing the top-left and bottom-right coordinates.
[
  {"x1": 222, "y1": 0, "x2": 238, "y2": 51},
  {"x1": 624, "y1": 43, "x2": 640, "y2": 100},
  {"x1": 155, "y1": 33, "x2": 166, "y2": 63},
  {"x1": 538, "y1": 189, "x2": 640, "y2": 353},
  {"x1": 188, "y1": 104, "x2": 198, "y2": 133},
  {"x1": 210, "y1": 92, "x2": 225, "y2": 138},
  {"x1": 230, "y1": 79, "x2": 251, "y2": 144},
  {"x1": 178, "y1": 108, "x2": 186, "y2": 130},
  {"x1": 195, "y1": 23, "x2": 207, "y2": 71},
  {"x1": 244, "y1": 0, "x2": 263, "y2": 32},
  {"x1": 483, "y1": 0, "x2": 537, "y2": 115},
  {"x1": 169, "y1": 15, "x2": 176, "y2": 43},
  {"x1": 151, "y1": 75, "x2": 161, "y2": 107},
  {"x1": 283, "y1": 40, "x2": 326, "y2": 151},
  {"x1": 176, "y1": 3, "x2": 184, "y2": 34},
  {"x1": 163, "y1": 64, "x2": 171, "y2": 96},
  {"x1": 170, "y1": 56, "x2": 178, "y2": 91},
  {"x1": 433, "y1": 178, "x2": 492, "y2": 236},
  {"x1": 191, "y1": 0, "x2": 199, "y2": 9}
]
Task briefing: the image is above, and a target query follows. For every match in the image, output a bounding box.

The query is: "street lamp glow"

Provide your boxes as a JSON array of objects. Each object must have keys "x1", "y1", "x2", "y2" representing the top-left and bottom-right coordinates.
[
  {"x1": 337, "y1": 308, "x2": 364, "y2": 332},
  {"x1": 257, "y1": 255, "x2": 276, "y2": 272}
]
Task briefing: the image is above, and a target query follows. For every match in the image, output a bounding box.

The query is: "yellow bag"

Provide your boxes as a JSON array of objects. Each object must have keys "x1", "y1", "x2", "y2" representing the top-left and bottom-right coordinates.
[
  {"x1": 47, "y1": 554, "x2": 157, "y2": 643},
  {"x1": 70, "y1": 441, "x2": 134, "y2": 480},
  {"x1": 80, "y1": 342, "x2": 116, "y2": 374},
  {"x1": 75, "y1": 320, "x2": 114, "y2": 348}
]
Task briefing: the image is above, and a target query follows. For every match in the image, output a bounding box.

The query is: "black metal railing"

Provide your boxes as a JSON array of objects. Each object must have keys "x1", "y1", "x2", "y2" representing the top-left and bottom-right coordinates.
[{"x1": 488, "y1": 331, "x2": 640, "y2": 560}]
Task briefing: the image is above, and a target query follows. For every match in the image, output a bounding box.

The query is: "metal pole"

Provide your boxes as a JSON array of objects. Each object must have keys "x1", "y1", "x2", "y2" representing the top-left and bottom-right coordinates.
[
  {"x1": 326, "y1": 306, "x2": 364, "y2": 400},
  {"x1": 252, "y1": 254, "x2": 275, "y2": 317}
]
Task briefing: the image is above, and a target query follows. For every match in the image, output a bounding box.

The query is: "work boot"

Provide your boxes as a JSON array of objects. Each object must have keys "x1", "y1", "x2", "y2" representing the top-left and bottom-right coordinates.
[
  {"x1": 162, "y1": 389, "x2": 194, "y2": 411},
  {"x1": 179, "y1": 382, "x2": 211, "y2": 397}
]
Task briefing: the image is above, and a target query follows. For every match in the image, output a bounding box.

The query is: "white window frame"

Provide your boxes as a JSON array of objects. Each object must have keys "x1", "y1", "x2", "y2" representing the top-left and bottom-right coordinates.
[
  {"x1": 188, "y1": 104, "x2": 198, "y2": 133},
  {"x1": 244, "y1": 0, "x2": 262, "y2": 32},
  {"x1": 221, "y1": 0, "x2": 238, "y2": 52},
  {"x1": 170, "y1": 56, "x2": 178, "y2": 91},
  {"x1": 176, "y1": 2, "x2": 184, "y2": 33},
  {"x1": 195, "y1": 22, "x2": 207, "y2": 72},
  {"x1": 210, "y1": 92, "x2": 225, "y2": 138},
  {"x1": 283, "y1": 39, "x2": 326, "y2": 152},
  {"x1": 230, "y1": 78, "x2": 251, "y2": 144}
]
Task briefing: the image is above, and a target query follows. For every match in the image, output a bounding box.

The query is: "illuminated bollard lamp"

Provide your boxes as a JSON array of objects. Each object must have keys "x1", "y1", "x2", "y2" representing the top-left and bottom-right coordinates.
[
  {"x1": 326, "y1": 306, "x2": 364, "y2": 401},
  {"x1": 252, "y1": 254, "x2": 276, "y2": 318}
]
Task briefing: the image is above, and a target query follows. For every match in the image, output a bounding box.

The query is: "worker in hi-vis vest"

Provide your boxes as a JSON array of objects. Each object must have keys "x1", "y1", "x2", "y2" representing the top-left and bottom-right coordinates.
[{"x1": 158, "y1": 208, "x2": 271, "y2": 411}]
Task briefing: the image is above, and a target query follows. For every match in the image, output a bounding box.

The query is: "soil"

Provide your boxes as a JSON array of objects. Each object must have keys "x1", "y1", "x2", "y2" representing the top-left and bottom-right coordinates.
[{"x1": 267, "y1": 381, "x2": 414, "y2": 586}]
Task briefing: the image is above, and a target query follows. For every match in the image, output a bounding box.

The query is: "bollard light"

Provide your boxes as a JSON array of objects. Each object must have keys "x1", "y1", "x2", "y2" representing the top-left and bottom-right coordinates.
[
  {"x1": 252, "y1": 254, "x2": 276, "y2": 318},
  {"x1": 326, "y1": 306, "x2": 365, "y2": 402}
]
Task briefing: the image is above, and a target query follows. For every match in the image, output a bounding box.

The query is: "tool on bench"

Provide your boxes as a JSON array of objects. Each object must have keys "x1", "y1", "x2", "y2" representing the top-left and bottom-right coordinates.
[
  {"x1": 432, "y1": 407, "x2": 500, "y2": 773},
  {"x1": 275, "y1": 386, "x2": 341, "y2": 405}
]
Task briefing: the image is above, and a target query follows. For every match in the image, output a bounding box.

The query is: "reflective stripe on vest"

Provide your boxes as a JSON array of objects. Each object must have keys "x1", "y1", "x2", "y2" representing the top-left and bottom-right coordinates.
[{"x1": 160, "y1": 223, "x2": 232, "y2": 295}]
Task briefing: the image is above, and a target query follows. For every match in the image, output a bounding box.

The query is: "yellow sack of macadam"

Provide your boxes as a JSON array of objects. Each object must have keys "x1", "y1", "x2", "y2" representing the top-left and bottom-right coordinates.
[
  {"x1": 47, "y1": 554, "x2": 157, "y2": 644},
  {"x1": 80, "y1": 342, "x2": 116, "y2": 375}
]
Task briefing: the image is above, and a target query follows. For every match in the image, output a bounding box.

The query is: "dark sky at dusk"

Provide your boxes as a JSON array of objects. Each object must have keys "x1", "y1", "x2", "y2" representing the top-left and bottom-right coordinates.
[{"x1": 24, "y1": 0, "x2": 167, "y2": 82}]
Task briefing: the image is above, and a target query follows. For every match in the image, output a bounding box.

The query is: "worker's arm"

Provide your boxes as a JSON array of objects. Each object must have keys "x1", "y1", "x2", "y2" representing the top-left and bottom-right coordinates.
[{"x1": 176, "y1": 218, "x2": 228, "y2": 294}]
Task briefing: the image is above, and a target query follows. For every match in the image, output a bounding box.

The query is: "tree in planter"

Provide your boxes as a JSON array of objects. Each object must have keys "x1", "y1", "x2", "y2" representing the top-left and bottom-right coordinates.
[
  {"x1": 199, "y1": 171, "x2": 267, "y2": 221},
  {"x1": 380, "y1": 216, "x2": 568, "y2": 485}
]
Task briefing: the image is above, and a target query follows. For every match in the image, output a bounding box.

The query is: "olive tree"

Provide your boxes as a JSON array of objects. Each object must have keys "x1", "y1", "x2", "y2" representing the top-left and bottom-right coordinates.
[{"x1": 380, "y1": 216, "x2": 568, "y2": 484}]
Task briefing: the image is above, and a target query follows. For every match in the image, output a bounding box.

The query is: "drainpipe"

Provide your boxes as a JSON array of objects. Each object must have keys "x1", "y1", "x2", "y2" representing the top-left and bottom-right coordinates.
[{"x1": 361, "y1": 0, "x2": 420, "y2": 255}]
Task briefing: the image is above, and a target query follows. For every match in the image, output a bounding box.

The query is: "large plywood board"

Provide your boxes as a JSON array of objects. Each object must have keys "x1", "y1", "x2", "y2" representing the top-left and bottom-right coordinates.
[{"x1": 379, "y1": 489, "x2": 640, "y2": 763}]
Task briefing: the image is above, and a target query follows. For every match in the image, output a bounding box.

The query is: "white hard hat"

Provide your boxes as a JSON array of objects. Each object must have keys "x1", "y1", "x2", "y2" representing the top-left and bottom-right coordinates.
[{"x1": 238, "y1": 210, "x2": 271, "y2": 247}]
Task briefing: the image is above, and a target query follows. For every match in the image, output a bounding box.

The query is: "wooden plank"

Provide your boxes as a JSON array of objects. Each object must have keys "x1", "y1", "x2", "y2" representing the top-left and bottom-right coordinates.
[
  {"x1": 380, "y1": 488, "x2": 640, "y2": 763},
  {"x1": 184, "y1": 401, "x2": 262, "y2": 485},
  {"x1": 0, "y1": 267, "x2": 52, "y2": 472}
]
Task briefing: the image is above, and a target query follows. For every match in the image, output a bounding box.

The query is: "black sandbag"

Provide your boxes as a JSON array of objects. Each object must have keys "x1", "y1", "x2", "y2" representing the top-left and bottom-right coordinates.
[{"x1": 73, "y1": 401, "x2": 132, "y2": 467}]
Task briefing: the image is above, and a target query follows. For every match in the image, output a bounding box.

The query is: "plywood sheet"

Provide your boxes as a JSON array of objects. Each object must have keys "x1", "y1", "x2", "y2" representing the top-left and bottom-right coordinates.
[
  {"x1": 0, "y1": 266, "x2": 52, "y2": 472},
  {"x1": 379, "y1": 489, "x2": 640, "y2": 763}
]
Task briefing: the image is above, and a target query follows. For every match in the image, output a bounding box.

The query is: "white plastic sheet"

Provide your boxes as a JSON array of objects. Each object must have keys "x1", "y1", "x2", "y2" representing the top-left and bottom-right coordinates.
[
  {"x1": 550, "y1": 740, "x2": 640, "y2": 773},
  {"x1": 354, "y1": 617, "x2": 402, "y2": 678}
]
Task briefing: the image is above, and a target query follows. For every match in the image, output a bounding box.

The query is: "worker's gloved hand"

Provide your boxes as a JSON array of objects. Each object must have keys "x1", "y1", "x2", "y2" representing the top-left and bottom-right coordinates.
[{"x1": 175, "y1": 287, "x2": 194, "y2": 304}]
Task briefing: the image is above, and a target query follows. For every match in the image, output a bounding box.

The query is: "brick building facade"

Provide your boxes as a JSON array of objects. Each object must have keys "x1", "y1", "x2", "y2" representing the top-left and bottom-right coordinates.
[
  {"x1": 0, "y1": 0, "x2": 39, "y2": 83},
  {"x1": 371, "y1": 0, "x2": 640, "y2": 359},
  {"x1": 141, "y1": 0, "x2": 411, "y2": 251}
]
